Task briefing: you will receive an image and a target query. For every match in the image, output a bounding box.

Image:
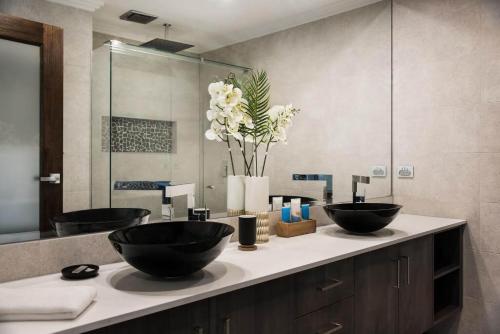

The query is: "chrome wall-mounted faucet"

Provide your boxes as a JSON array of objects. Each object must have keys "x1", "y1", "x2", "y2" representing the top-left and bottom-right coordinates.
[
  {"x1": 352, "y1": 175, "x2": 370, "y2": 203},
  {"x1": 161, "y1": 183, "x2": 196, "y2": 221},
  {"x1": 292, "y1": 174, "x2": 333, "y2": 204}
]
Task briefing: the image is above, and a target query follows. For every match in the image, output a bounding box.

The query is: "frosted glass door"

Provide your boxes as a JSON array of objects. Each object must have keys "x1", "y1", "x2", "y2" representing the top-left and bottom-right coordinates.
[{"x1": 0, "y1": 38, "x2": 40, "y2": 234}]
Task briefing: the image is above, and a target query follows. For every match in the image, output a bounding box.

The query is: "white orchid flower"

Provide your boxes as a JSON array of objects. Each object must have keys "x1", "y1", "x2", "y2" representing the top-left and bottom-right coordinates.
[
  {"x1": 208, "y1": 81, "x2": 224, "y2": 97},
  {"x1": 243, "y1": 114, "x2": 254, "y2": 129},
  {"x1": 205, "y1": 80, "x2": 256, "y2": 143},
  {"x1": 205, "y1": 121, "x2": 225, "y2": 142},
  {"x1": 206, "y1": 109, "x2": 218, "y2": 121},
  {"x1": 268, "y1": 105, "x2": 284, "y2": 121},
  {"x1": 231, "y1": 131, "x2": 243, "y2": 141}
]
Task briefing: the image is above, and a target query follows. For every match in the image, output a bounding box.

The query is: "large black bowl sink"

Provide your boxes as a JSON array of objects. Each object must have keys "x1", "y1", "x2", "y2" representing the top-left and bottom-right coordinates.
[
  {"x1": 51, "y1": 208, "x2": 151, "y2": 237},
  {"x1": 108, "y1": 221, "x2": 234, "y2": 278},
  {"x1": 324, "y1": 203, "x2": 402, "y2": 234}
]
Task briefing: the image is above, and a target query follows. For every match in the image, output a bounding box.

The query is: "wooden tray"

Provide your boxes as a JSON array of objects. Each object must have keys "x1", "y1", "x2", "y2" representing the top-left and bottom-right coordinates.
[{"x1": 276, "y1": 219, "x2": 316, "y2": 238}]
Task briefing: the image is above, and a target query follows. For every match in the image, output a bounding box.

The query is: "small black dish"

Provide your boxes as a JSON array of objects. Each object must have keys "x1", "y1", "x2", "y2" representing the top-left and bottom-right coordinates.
[{"x1": 61, "y1": 264, "x2": 99, "y2": 280}]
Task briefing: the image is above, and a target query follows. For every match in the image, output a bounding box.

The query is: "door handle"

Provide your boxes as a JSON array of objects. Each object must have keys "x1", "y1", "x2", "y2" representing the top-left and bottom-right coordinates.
[
  {"x1": 39, "y1": 173, "x2": 60, "y2": 184},
  {"x1": 223, "y1": 317, "x2": 231, "y2": 334},
  {"x1": 317, "y1": 278, "x2": 343, "y2": 292},
  {"x1": 401, "y1": 255, "x2": 411, "y2": 285},
  {"x1": 317, "y1": 322, "x2": 343, "y2": 334},
  {"x1": 393, "y1": 258, "x2": 401, "y2": 289}
]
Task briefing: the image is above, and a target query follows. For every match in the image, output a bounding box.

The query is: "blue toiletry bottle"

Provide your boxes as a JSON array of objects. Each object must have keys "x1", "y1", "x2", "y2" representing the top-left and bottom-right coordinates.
[
  {"x1": 281, "y1": 207, "x2": 291, "y2": 223},
  {"x1": 301, "y1": 204, "x2": 310, "y2": 220}
]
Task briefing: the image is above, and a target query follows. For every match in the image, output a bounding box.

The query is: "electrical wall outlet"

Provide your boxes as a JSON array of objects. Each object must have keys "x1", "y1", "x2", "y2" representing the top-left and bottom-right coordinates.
[
  {"x1": 370, "y1": 165, "x2": 387, "y2": 177},
  {"x1": 398, "y1": 165, "x2": 414, "y2": 178}
]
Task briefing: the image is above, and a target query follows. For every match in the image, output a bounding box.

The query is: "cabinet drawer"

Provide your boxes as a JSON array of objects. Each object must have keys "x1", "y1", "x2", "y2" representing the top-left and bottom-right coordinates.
[
  {"x1": 294, "y1": 258, "x2": 353, "y2": 317},
  {"x1": 294, "y1": 297, "x2": 353, "y2": 334}
]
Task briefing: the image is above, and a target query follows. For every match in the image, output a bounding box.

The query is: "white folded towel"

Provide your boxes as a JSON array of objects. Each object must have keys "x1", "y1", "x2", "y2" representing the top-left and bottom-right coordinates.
[{"x1": 0, "y1": 286, "x2": 97, "y2": 321}]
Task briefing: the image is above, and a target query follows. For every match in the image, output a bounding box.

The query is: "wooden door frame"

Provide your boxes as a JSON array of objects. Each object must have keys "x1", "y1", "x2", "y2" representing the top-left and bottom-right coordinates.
[{"x1": 0, "y1": 13, "x2": 63, "y2": 232}]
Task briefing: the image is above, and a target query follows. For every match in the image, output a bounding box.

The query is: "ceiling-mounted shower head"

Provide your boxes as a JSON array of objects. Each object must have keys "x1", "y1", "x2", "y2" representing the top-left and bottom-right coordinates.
[
  {"x1": 119, "y1": 10, "x2": 157, "y2": 24},
  {"x1": 140, "y1": 23, "x2": 194, "y2": 53}
]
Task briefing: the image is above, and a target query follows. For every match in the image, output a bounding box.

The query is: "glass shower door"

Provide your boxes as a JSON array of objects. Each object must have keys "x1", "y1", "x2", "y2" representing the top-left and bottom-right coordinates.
[
  {"x1": 0, "y1": 39, "x2": 40, "y2": 237},
  {"x1": 109, "y1": 49, "x2": 176, "y2": 220}
]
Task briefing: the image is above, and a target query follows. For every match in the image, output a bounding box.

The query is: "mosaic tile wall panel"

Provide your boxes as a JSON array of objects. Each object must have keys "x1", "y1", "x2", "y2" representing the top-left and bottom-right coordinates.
[{"x1": 102, "y1": 116, "x2": 176, "y2": 153}]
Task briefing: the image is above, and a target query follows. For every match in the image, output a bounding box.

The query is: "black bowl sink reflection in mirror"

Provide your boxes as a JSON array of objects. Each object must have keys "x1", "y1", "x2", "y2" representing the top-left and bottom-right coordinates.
[
  {"x1": 51, "y1": 208, "x2": 151, "y2": 237},
  {"x1": 108, "y1": 221, "x2": 235, "y2": 278},
  {"x1": 269, "y1": 195, "x2": 318, "y2": 207},
  {"x1": 324, "y1": 203, "x2": 402, "y2": 234}
]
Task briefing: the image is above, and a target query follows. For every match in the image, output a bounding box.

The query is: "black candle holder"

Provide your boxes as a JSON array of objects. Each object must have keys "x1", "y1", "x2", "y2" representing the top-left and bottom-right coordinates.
[{"x1": 238, "y1": 215, "x2": 257, "y2": 251}]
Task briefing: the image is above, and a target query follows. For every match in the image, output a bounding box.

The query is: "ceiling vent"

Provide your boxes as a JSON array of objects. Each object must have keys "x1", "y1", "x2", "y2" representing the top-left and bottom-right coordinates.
[{"x1": 119, "y1": 10, "x2": 157, "y2": 24}]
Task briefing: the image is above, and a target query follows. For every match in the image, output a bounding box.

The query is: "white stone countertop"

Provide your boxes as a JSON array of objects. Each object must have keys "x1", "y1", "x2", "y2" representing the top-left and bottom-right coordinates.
[{"x1": 0, "y1": 214, "x2": 466, "y2": 334}]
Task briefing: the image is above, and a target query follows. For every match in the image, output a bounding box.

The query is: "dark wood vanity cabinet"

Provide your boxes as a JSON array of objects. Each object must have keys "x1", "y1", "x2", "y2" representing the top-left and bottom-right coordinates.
[
  {"x1": 254, "y1": 276, "x2": 294, "y2": 334},
  {"x1": 84, "y1": 228, "x2": 462, "y2": 334},
  {"x1": 398, "y1": 236, "x2": 434, "y2": 334},
  {"x1": 86, "y1": 300, "x2": 209, "y2": 334},
  {"x1": 354, "y1": 236, "x2": 434, "y2": 334},
  {"x1": 212, "y1": 286, "x2": 255, "y2": 334},
  {"x1": 354, "y1": 244, "x2": 400, "y2": 334}
]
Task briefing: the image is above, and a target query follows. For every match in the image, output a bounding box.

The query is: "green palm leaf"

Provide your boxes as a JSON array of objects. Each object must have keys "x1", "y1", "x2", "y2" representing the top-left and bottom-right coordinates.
[{"x1": 241, "y1": 70, "x2": 270, "y2": 138}]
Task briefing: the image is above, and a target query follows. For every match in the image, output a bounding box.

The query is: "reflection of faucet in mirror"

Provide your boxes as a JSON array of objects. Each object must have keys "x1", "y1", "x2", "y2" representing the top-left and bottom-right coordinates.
[
  {"x1": 292, "y1": 174, "x2": 333, "y2": 204},
  {"x1": 162, "y1": 183, "x2": 196, "y2": 221},
  {"x1": 352, "y1": 175, "x2": 370, "y2": 203}
]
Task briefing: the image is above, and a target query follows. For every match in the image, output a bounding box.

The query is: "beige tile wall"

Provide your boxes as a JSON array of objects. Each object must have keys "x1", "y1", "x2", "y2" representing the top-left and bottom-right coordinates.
[
  {"x1": 393, "y1": 0, "x2": 500, "y2": 333},
  {"x1": 202, "y1": 1, "x2": 392, "y2": 208},
  {"x1": 0, "y1": 0, "x2": 92, "y2": 212}
]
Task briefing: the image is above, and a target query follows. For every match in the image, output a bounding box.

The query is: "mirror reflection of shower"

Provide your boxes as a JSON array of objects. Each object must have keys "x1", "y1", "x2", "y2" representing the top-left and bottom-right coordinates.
[{"x1": 91, "y1": 40, "x2": 250, "y2": 221}]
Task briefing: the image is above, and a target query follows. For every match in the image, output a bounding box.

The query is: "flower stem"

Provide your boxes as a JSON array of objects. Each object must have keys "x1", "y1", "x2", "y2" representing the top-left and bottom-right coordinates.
[
  {"x1": 237, "y1": 139, "x2": 252, "y2": 176},
  {"x1": 254, "y1": 137, "x2": 258, "y2": 176},
  {"x1": 226, "y1": 138, "x2": 236, "y2": 176},
  {"x1": 261, "y1": 141, "x2": 272, "y2": 176}
]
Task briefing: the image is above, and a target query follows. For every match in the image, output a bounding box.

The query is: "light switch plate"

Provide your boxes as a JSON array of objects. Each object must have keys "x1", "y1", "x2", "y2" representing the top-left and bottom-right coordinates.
[
  {"x1": 398, "y1": 165, "x2": 414, "y2": 178},
  {"x1": 370, "y1": 165, "x2": 387, "y2": 177}
]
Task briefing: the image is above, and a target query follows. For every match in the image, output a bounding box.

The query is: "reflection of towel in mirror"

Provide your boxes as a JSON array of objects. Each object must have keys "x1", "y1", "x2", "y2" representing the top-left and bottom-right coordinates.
[{"x1": 0, "y1": 286, "x2": 97, "y2": 321}]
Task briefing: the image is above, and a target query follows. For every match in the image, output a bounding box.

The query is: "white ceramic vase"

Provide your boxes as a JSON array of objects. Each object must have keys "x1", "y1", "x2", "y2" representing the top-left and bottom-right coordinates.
[
  {"x1": 244, "y1": 176, "x2": 270, "y2": 243},
  {"x1": 226, "y1": 175, "x2": 246, "y2": 216}
]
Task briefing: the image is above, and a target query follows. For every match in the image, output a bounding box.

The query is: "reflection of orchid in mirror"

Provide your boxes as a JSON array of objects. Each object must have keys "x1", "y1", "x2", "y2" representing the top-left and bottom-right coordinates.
[{"x1": 205, "y1": 70, "x2": 299, "y2": 177}]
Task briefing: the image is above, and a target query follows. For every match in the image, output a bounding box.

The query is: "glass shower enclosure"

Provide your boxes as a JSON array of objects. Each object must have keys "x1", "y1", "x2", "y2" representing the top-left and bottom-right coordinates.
[{"x1": 91, "y1": 41, "x2": 250, "y2": 220}]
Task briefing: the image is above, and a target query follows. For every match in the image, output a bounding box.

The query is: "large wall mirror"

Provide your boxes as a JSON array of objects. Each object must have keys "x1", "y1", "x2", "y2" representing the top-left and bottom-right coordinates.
[{"x1": 0, "y1": 0, "x2": 392, "y2": 244}]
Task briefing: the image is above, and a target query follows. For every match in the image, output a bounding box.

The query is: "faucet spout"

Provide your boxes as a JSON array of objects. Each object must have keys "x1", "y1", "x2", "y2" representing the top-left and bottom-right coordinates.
[{"x1": 352, "y1": 175, "x2": 370, "y2": 203}]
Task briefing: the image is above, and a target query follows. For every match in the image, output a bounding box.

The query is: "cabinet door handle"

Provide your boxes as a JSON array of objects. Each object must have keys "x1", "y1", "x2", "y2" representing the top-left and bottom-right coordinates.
[
  {"x1": 401, "y1": 255, "x2": 411, "y2": 285},
  {"x1": 393, "y1": 258, "x2": 401, "y2": 289},
  {"x1": 317, "y1": 278, "x2": 343, "y2": 292},
  {"x1": 317, "y1": 322, "x2": 343, "y2": 334},
  {"x1": 193, "y1": 326, "x2": 203, "y2": 334},
  {"x1": 223, "y1": 317, "x2": 231, "y2": 334}
]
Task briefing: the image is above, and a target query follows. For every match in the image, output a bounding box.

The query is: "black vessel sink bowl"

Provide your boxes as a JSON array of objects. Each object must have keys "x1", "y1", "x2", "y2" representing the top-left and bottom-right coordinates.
[
  {"x1": 324, "y1": 203, "x2": 402, "y2": 234},
  {"x1": 108, "y1": 221, "x2": 234, "y2": 278},
  {"x1": 51, "y1": 208, "x2": 151, "y2": 237}
]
